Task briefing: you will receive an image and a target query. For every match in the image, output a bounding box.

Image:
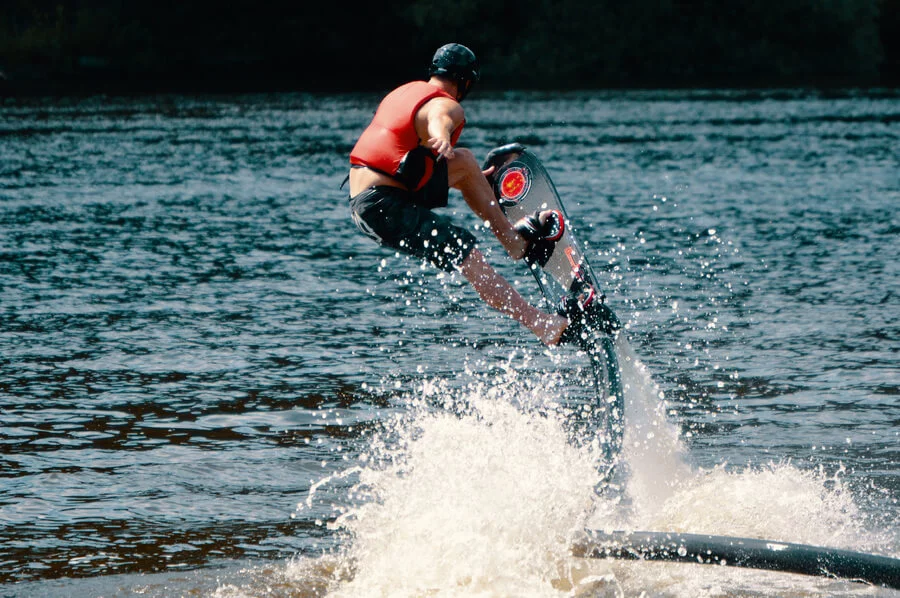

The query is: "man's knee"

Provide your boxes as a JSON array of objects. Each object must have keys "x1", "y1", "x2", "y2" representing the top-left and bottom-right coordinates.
[{"x1": 451, "y1": 147, "x2": 476, "y2": 161}]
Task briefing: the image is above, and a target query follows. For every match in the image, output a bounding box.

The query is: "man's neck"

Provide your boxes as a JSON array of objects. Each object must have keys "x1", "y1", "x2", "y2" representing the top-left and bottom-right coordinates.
[{"x1": 428, "y1": 76, "x2": 458, "y2": 100}]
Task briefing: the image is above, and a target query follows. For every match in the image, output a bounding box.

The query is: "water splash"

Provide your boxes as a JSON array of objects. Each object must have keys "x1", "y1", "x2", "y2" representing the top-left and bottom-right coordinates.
[
  {"x1": 315, "y1": 365, "x2": 607, "y2": 597},
  {"x1": 616, "y1": 338, "x2": 692, "y2": 516},
  {"x1": 634, "y1": 462, "x2": 865, "y2": 545},
  {"x1": 289, "y1": 345, "x2": 888, "y2": 596}
]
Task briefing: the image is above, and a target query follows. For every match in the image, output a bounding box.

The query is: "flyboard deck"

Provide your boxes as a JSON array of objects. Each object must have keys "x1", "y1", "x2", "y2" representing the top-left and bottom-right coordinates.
[{"x1": 482, "y1": 144, "x2": 624, "y2": 477}]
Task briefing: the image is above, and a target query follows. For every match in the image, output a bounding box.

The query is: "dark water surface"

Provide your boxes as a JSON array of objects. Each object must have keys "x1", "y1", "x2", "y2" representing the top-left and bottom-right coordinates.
[{"x1": 1, "y1": 89, "x2": 898, "y2": 596}]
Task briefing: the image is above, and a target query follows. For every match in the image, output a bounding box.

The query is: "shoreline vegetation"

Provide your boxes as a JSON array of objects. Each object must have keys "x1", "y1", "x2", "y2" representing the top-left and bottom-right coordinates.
[{"x1": 1, "y1": 0, "x2": 899, "y2": 95}]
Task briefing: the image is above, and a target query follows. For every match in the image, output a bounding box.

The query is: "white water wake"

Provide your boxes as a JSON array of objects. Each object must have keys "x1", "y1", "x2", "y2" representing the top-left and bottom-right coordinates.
[{"x1": 282, "y1": 340, "x2": 887, "y2": 597}]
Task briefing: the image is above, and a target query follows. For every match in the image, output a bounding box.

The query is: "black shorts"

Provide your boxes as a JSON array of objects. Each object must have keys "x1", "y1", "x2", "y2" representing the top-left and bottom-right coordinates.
[{"x1": 349, "y1": 186, "x2": 477, "y2": 272}]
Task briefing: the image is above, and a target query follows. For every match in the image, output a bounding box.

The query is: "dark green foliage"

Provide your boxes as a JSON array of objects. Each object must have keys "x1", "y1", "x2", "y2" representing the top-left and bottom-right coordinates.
[{"x1": 0, "y1": 0, "x2": 896, "y2": 91}]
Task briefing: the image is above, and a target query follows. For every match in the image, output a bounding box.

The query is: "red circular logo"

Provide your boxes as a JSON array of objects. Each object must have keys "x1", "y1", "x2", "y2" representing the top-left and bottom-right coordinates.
[{"x1": 499, "y1": 166, "x2": 531, "y2": 205}]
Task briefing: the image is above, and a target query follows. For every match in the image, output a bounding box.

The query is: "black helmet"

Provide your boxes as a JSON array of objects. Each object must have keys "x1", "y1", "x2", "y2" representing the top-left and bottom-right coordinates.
[{"x1": 428, "y1": 43, "x2": 479, "y2": 100}]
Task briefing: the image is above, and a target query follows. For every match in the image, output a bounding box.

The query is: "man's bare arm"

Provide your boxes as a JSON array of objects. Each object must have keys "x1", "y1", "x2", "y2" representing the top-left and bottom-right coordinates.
[{"x1": 415, "y1": 97, "x2": 465, "y2": 159}]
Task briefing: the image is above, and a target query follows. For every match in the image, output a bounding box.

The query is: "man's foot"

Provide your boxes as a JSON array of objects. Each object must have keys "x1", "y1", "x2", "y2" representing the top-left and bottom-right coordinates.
[
  {"x1": 557, "y1": 285, "x2": 621, "y2": 348},
  {"x1": 513, "y1": 210, "x2": 565, "y2": 266}
]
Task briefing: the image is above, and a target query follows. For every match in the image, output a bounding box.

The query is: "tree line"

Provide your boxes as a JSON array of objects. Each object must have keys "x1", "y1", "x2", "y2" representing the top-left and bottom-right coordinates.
[{"x1": 1, "y1": 0, "x2": 898, "y2": 93}]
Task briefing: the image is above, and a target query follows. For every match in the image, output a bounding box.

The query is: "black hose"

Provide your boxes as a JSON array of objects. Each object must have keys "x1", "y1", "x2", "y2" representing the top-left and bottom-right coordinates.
[{"x1": 572, "y1": 530, "x2": 900, "y2": 590}]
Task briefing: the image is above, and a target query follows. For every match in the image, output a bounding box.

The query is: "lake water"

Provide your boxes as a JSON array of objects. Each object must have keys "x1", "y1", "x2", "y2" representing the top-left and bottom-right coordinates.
[{"x1": 1, "y1": 89, "x2": 898, "y2": 597}]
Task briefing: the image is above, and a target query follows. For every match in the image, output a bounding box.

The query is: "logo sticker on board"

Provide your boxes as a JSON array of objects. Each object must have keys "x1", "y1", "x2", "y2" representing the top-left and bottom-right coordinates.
[{"x1": 498, "y1": 166, "x2": 531, "y2": 206}]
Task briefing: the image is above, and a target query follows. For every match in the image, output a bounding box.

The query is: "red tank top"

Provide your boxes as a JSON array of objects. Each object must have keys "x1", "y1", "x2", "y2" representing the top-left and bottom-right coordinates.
[{"x1": 350, "y1": 81, "x2": 465, "y2": 191}]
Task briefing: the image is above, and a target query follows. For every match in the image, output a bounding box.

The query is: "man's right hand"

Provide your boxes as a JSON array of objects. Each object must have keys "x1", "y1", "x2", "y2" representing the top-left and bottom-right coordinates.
[{"x1": 429, "y1": 136, "x2": 455, "y2": 160}]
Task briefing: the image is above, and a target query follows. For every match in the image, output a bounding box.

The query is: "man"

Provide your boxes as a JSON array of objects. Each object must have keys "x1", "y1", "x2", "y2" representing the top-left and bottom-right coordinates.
[{"x1": 347, "y1": 43, "x2": 582, "y2": 346}]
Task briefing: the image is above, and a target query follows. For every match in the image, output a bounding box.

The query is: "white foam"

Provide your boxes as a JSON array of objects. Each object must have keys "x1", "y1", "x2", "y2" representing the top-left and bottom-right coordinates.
[
  {"x1": 291, "y1": 345, "x2": 887, "y2": 596},
  {"x1": 322, "y1": 370, "x2": 607, "y2": 597}
]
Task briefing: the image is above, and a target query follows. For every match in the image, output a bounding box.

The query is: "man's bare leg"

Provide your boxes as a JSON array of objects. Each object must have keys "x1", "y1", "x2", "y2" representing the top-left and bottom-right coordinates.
[
  {"x1": 444, "y1": 148, "x2": 570, "y2": 344},
  {"x1": 459, "y1": 249, "x2": 567, "y2": 345}
]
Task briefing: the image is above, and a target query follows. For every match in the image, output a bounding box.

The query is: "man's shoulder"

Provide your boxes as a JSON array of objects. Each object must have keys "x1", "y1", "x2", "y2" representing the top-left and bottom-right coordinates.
[
  {"x1": 420, "y1": 95, "x2": 461, "y2": 116},
  {"x1": 389, "y1": 80, "x2": 442, "y2": 97},
  {"x1": 387, "y1": 81, "x2": 458, "y2": 114}
]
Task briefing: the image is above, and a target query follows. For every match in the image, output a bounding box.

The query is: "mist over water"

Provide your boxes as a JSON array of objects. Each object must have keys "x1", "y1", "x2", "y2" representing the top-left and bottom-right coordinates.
[{"x1": 1, "y1": 89, "x2": 898, "y2": 596}]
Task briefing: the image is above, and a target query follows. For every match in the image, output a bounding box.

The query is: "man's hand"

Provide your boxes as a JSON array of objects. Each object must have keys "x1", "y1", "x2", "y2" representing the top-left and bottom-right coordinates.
[{"x1": 429, "y1": 136, "x2": 455, "y2": 160}]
